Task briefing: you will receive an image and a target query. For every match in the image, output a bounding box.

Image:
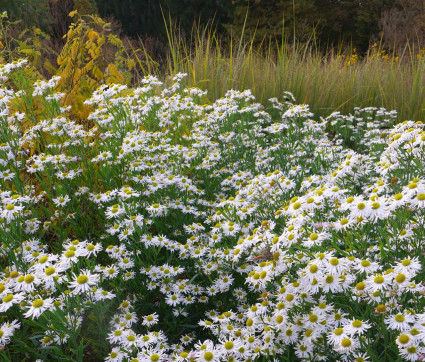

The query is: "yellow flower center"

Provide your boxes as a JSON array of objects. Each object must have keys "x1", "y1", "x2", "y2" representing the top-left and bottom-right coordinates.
[
  {"x1": 224, "y1": 341, "x2": 234, "y2": 350},
  {"x1": 394, "y1": 193, "x2": 402, "y2": 200},
  {"x1": 361, "y1": 260, "x2": 370, "y2": 267},
  {"x1": 32, "y1": 298, "x2": 44, "y2": 308},
  {"x1": 38, "y1": 256, "x2": 48, "y2": 264},
  {"x1": 398, "y1": 334, "x2": 410, "y2": 345},
  {"x1": 330, "y1": 258, "x2": 339, "y2": 266},
  {"x1": 309, "y1": 265, "x2": 318, "y2": 273},
  {"x1": 401, "y1": 259, "x2": 411, "y2": 266},
  {"x1": 395, "y1": 274, "x2": 406, "y2": 283},
  {"x1": 325, "y1": 275, "x2": 334, "y2": 283},
  {"x1": 407, "y1": 346, "x2": 417, "y2": 354},
  {"x1": 24, "y1": 275, "x2": 35, "y2": 284},
  {"x1": 341, "y1": 338, "x2": 352, "y2": 348},
  {"x1": 77, "y1": 275, "x2": 89, "y2": 284},
  {"x1": 3, "y1": 294, "x2": 13, "y2": 303},
  {"x1": 334, "y1": 328, "x2": 343, "y2": 335},
  {"x1": 395, "y1": 314, "x2": 405, "y2": 322},
  {"x1": 45, "y1": 267, "x2": 55, "y2": 276},
  {"x1": 204, "y1": 352, "x2": 214, "y2": 361},
  {"x1": 374, "y1": 275, "x2": 384, "y2": 284},
  {"x1": 309, "y1": 314, "x2": 318, "y2": 323},
  {"x1": 64, "y1": 250, "x2": 75, "y2": 258},
  {"x1": 352, "y1": 320, "x2": 362, "y2": 328}
]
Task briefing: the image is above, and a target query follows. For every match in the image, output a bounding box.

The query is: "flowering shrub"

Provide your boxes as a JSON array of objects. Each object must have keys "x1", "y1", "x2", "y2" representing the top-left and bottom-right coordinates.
[{"x1": 0, "y1": 60, "x2": 425, "y2": 362}]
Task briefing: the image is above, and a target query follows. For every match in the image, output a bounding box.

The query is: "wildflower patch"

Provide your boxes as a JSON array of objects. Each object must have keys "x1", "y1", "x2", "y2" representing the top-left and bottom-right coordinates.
[{"x1": 0, "y1": 61, "x2": 424, "y2": 361}]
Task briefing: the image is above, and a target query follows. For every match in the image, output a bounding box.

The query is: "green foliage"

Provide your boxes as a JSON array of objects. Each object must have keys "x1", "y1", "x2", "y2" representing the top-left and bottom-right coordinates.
[
  {"x1": 95, "y1": 0, "x2": 166, "y2": 37},
  {"x1": 0, "y1": 12, "x2": 56, "y2": 78},
  {"x1": 93, "y1": 0, "x2": 400, "y2": 51},
  {"x1": 227, "y1": 0, "x2": 318, "y2": 43},
  {"x1": 161, "y1": 0, "x2": 233, "y2": 35},
  {"x1": 210, "y1": 0, "x2": 396, "y2": 51},
  {"x1": 95, "y1": 0, "x2": 233, "y2": 38},
  {"x1": 0, "y1": 0, "x2": 51, "y2": 31},
  {"x1": 74, "y1": 0, "x2": 98, "y2": 15},
  {"x1": 1, "y1": 0, "x2": 415, "y2": 56}
]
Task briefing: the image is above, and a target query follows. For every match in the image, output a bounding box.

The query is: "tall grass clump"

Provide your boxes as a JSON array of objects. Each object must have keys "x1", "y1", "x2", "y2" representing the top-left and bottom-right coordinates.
[
  {"x1": 148, "y1": 22, "x2": 425, "y2": 122},
  {"x1": 3, "y1": 8, "x2": 425, "y2": 124}
]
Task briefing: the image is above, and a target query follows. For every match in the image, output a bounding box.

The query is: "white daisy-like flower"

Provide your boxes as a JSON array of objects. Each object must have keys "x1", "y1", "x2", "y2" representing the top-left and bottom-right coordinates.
[
  {"x1": 343, "y1": 318, "x2": 371, "y2": 335},
  {"x1": 367, "y1": 197, "x2": 390, "y2": 219},
  {"x1": 15, "y1": 273, "x2": 41, "y2": 293},
  {"x1": 354, "y1": 259, "x2": 379, "y2": 274},
  {"x1": 83, "y1": 243, "x2": 102, "y2": 257},
  {"x1": 0, "y1": 320, "x2": 20, "y2": 345},
  {"x1": 93, "y1": 288, "x2": 115, "y2": 301},
  {"x1": 398, "y1": 344, "x2": 425, "y2": 361},
  {"x1": 394, "y1": 258, "x2": 421, "y2": 275},
  {"x1": 218, "y1": 338, "x2": 244, "y2": 355},
  {"x1": 142, "y1": 313, "x2": 159, "y2": 327},
  {"x1": 103, "y1": 265, "x2": 119, "y2": 279},
  {"x1": 385, "y1": 313, "x2": 416, "y2": 331},
  {"x1": 334, "y1": 336, "x2": 359, "y2": 352},
  {"x1": 388, "y1": 192, "x2": 407, "y2": 211},
  {"x1": 52, "y1": 195, "x2": 71, "y2": 207},
  {"x1": 364, "y1": 273, "x2": 390, "y2": 293},
  {"x1": 141, "y1": 349, "x2": 165, "y2": 362},
  {"x1": 349, "y1": 199, "x2": 372, "y2": 219},
  {"x1": 395, "y1": 333, "x2": 414, "y2": 348},
  {"x1": 68, "y1": 271, "x2": 99, "y2": 294},
  {"x1": 325, "y1": 257, "x2": 349, "y2": 275},
  {"x1": 0, "y1": 292, "x2": 25, "y2": 312},
  {"x1": 1, "y1": 203, "x2": 24, "y2": 222},
  {"x1": 327, "y1": 327, "x2": 348, "y2": 345},
  {"x1": 195, "y1": 348, "x2": 222, "y2": 362},
  {"x1": 104, "y1": 347, "x2": 128, "y2": 362},
  {"x1": 24, "y1": 297, "x2": 54, "y2": 319}
]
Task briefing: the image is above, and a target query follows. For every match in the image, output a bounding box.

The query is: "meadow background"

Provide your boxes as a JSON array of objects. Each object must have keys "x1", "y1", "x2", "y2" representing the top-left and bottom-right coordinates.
[
  {"x1": 1, "y1": 0, "x2": 425, "y2": 122},
  {"x1": 0, "y1": 1, "x2": 425, "y2": 361}
]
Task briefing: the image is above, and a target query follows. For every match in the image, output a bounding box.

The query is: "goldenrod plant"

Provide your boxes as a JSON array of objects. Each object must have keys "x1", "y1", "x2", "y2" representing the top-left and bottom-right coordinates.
[{"x1": 55, "y1": 10, "x2": 135, "y2": 121}]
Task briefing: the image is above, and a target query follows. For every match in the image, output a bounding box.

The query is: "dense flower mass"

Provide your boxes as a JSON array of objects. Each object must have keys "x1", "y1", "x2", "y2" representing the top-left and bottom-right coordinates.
[{"x1": 0, "y1": 60, "x2": 424, "y2": 361}]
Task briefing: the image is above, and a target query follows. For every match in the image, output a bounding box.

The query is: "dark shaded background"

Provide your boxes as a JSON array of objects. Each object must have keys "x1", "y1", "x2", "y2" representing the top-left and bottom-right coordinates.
[{"x1": 1, "y1": 0, "x2": 425, "y2": 53}]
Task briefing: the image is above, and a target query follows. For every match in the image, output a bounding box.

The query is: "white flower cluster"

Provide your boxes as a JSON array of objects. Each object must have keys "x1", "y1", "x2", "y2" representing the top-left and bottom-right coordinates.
[{"x1": 0, "y1": 63, "x2": 424, "y2": 361}]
